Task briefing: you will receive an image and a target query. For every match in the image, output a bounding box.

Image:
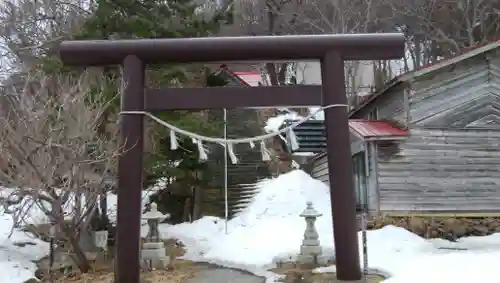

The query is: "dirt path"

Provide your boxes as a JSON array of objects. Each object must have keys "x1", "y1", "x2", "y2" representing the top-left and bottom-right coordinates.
[{"x1": 187, "y1": 267, "x2": 265, "y2": 283}]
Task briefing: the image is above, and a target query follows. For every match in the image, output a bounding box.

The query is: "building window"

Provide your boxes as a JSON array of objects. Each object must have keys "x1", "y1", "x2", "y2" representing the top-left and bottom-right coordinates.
[
  {"x1": 352, "y1": 152, "x2": 368, "y2": 211},
  {"x1": 367, "y1": 108, "x2": 378, "y2": 120}
]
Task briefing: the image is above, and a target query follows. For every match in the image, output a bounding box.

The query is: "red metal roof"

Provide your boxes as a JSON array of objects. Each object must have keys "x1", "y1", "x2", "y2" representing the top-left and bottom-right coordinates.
[
  {"x1": 233, "y1": 71, "x2": 262, "y2": 86},
  {"x1": 349, "y1": 120, "x2": 408, "y2": 140},
  {"x1": 218, "y1": 65, "x2": 271, "y2": 86}
]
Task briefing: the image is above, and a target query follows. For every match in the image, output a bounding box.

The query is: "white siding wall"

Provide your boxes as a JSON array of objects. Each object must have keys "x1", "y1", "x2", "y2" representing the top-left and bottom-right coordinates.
[{"x1": 295, "y1": 61, "x2": 375, "y2": 93}]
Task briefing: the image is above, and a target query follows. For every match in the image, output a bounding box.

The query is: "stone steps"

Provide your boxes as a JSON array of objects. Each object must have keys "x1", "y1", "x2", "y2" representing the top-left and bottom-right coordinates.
[{"x1": 202, "y1": 184, "x2": 260, "y2": 218}]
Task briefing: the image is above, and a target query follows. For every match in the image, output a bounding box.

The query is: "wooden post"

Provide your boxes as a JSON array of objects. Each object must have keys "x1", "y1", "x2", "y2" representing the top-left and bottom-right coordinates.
[
  {"x1": 321, "y1": 51, "x2": 361, "y2": 281},
  {"x1": 115, "y1": 55, "x2": 145, "y2": 283}
]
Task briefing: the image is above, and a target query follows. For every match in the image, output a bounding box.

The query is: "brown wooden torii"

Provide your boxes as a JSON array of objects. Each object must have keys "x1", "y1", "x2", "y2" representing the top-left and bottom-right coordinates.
[{"x1": 58, "y1": 34, "x2": 404, "y2": 283}]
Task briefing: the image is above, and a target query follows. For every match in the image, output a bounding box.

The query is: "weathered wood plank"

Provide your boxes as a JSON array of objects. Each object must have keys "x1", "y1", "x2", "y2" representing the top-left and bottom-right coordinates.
[
  {"x1": 378, "y1": 126, "x2": 500, "y2": 212},
  {"x1": 411, "y1": 66, "x2": 488, "y2": 104},
  {"x1": 310, "y1": 154, "x2": 329, "y2": 184},
  {"x1": 312, "y1": 160, "x2": 328, "y2": 171},
  {"x1": 393, "y1": 149, "x2": 500, "y2": 157},
  {"x1": 350, "y1": 84, "x2": 406, "y2": 123},
  {"x1": 410, "y1": 127, "x2": 500, "y2": 136},
  {"x1": 411, "y1": 83, "x2": 492, "y2": 124},
  {"x1": 408, "y1": 54, "x2": 500, "y2": 128},
  {"x1": 379, "y1": 171, "x2": 500, "y2": 178},
  {"x1": 380, "y1": 176, "x2": 500, "y2": 184},
  {"x1": 318, "y1": 49, "x2": 500, "y2": 213},
  {"x1": 375, "y1": 87, "x2": 405, "y2": 122},
  {"x1": 379, "y1": 156, "x2": 500, "y2": 164},
  {"x1": 312, "y1": 167, "x2": 329, "y2": 179}
]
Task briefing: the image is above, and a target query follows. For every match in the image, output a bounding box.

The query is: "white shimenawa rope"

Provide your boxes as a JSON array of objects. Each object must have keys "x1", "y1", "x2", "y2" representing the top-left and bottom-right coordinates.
[{"x1": 120, "y1": 104, "x2": 348, "y2": 163}]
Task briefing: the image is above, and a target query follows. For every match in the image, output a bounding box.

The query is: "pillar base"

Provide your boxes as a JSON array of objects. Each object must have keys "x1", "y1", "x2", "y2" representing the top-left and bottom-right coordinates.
[{"x1": 333, "y1": 279, "x2": 366, "y2": 283}]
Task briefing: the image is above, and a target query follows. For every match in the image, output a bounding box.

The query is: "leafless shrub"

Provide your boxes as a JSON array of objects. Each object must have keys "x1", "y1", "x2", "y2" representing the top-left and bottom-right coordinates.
[{"x1": 0, "y1": 70, "x2": 122, "y2": 272}]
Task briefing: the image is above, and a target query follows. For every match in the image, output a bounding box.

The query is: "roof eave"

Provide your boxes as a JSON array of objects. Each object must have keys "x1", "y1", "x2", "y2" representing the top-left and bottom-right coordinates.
[
  {"x1": 348, "y1": 78, "x2": 405, "y2": 117},
  {"x1": 216, "y1": 65, "x2": 252, "y2": 87},
  {"x1": 398, "y1": 41, "x2": 500, "y2": 81},
  {"x1": 349, "y1": 40, "x2": 500, "y2": 116},
  {"x1": 364, "y1": 135, "x2": 408, "y2": 142}
]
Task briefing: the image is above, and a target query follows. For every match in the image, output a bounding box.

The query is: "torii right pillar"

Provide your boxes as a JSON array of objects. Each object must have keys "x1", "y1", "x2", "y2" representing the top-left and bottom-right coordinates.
[{"x1": 322, "y1": 51, "x2": 363, "y2": 282}]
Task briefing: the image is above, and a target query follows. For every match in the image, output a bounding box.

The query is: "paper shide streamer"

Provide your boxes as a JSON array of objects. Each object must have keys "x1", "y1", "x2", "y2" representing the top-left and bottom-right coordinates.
[
  {"x1": 226, "y1": 142, "x2": 238, "y2": 164},
  {"x1": 170, "y1": 130, "x2": 178, "y2": 150},
  {"x1": 119, "y1": 104, "x2": 348, "y2": 164},
  {"x1": 287, "y1": 128, "x2": 300, "y2": 151},
  {"x1": 260, "y1": 141, "x2": 271, "y2": 161}
]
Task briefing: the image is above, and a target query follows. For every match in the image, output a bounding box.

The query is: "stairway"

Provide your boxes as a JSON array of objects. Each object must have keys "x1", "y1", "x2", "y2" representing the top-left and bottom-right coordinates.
[
  {"x1": 202, "y1": 107, "x2": 271, "y2": 218},
  {"x1": 226, "y1": 183, "x2": 261, "y2": 216},
  {"x1": 203, "y1": 181, "x2": 262, "y2": 219}
]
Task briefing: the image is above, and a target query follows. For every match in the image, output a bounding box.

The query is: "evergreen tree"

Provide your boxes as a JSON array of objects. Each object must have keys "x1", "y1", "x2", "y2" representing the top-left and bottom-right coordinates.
[
  {"x1": 61, "y1": 0, "x2": 234, "y2": 188},
  {"x1": 38, "y1": 0, "x2": 234, "y2": 218}
]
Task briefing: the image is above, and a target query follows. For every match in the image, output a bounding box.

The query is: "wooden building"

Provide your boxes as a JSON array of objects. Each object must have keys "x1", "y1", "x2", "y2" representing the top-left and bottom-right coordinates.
[{"x1": 306, "y1": 40, "x2": 500, "y2": 214}]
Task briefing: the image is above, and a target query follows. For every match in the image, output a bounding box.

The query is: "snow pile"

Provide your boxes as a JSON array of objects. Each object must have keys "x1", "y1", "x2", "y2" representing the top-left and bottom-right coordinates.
[
  {"x1": 0, "y1": 186, "x2": 156, "y2": 225},
  {"x1": 264, "y1": 108, "x2": 325, "y2": 134},
  {"x1": 202, "y1": 170, "x2": 333, "y2": 267},
  {"x1": 106, "y1": 190, "x2": 156, "y2": 223},
  {"x1": 0, "y1": 212, "x2": 49, "y2": 283},
  {"x1": 3, "y1": 170, "x2": 500, "y2": 283},
  {"x1": 264, "y1": 112, "x2": 304, "y2": 133},
  {"x1": 308, "y1": 107, "x2": 325, "y2": 120},
  {"x1": 164, "y1": 170, "x2": 331, "y2": 265},
  {"x1": 0, "y1": 187, "x2": 68, "y2": 224},
  {"x1": 162, "y1": 170, "x2": 433, "y2": 271},
  {"x1": 162, "y1": 170, "x2": 500, "y2": 283},
  {"x1": 383, "y1": 249, "x2": 500, "y2": 283},
  {"x1": 165, "y1": 216, "x2": 224, "y2": 257},
  {"x1": 0, "y1": 185, "x2": 157, "y2": 283}
]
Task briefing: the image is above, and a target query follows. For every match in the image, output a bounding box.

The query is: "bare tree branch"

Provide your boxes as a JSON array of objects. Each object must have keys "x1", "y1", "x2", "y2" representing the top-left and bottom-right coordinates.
[{"x1": 0, "y1": 70, "x2": 122, "y2": 272}]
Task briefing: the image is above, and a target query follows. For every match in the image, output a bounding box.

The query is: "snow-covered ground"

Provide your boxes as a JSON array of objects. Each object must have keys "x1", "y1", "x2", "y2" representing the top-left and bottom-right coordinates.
[
  {"x1": 158, "y1": 170, "x2": 500, "y2": 283},
  {"x1": 0, "y1": 186, "x2": 157, "y2": 283},
  {"x1": 2, "y1": 170, "x2": 500, "y2": 282},
  {"x1": 0, "y1": 213, "x2": 48, "y2": 283}
]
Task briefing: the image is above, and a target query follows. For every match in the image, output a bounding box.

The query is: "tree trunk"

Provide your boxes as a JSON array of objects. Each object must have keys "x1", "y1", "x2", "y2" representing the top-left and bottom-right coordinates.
[
  {"x1": 100, "y1": 191, "x2": 108, "y2": 221},
  {"x1": 54, "y1": 199, "x2": 91, "y2": 273},
  {"x1": 74, "y1": 191, "x2": 82, "y2": 230},
  {"x1": 192, "y1": 186, "x2": 203, "y2": 220},
  {"x1": 182, "y1": 197, "x2": 192, "y2": 222},
  {"x1": 64, "y1": 226, "x2": 91, "y2": 273}
]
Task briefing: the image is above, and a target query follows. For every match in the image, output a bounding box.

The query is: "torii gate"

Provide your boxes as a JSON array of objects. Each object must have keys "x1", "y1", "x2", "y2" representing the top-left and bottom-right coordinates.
[{"x1": 59, "y1": 34, "x2": 404, "y2": 283}]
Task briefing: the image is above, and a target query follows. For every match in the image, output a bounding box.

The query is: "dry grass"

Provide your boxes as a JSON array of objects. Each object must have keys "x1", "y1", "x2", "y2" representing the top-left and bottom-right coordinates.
[
  {"x1": 270, "y1": 265, "x2": 386, "y2": 283},
  {"x1": 56, "y1": 259, "x2": 207, "y2": 283},
  {"x1": 54, "y1": 238, "x2": 202, "y2": 283}
]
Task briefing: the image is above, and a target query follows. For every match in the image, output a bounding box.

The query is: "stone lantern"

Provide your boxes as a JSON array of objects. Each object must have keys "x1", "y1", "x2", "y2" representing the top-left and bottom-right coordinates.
[
  {"x1": 298, "y1": 201, "x2": 322, "y2": 265},
  {"x1": 140, "y1": 202, "x2": 170, "y2": 270}
]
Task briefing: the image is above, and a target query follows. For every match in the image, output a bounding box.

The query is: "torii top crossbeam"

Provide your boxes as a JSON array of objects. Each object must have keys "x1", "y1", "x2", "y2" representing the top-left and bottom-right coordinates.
[{"x1": 59, "y1": 33, "x2": 404, "y2": 66}]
